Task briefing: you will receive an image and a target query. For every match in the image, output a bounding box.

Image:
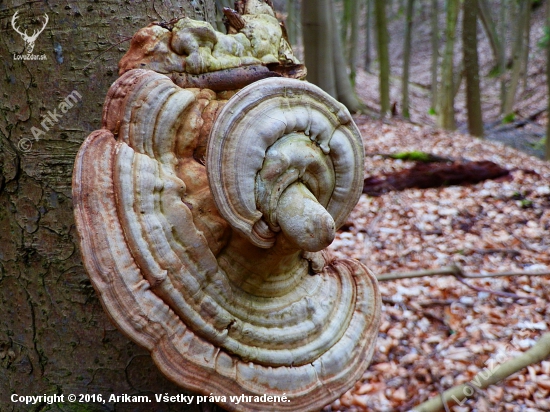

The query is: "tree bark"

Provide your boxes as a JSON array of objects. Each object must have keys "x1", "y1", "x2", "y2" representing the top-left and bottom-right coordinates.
[
  {"x1": 437, "y1": 0, "x2": 459, "y2": 130},
  {"x1": 499, "y1": 0, "x2": 508, "y2": 114},
  {"x1": 402, "y1": 0, "x2": 415, "y2": 119},
  {"x1": 365, "y1": 0, "x2": 373, "y2": 72},
  {"x1": 346, "y1": 0, "x2": 361, "y2": 85},
  {"x1": 302, "y1": 0, "x2": 364, "y2": 113},
  {"x1": 430, "y1": 0, "x2": 439, "y2": 112},
  {"x1": 329, "y1": 1, "x2": 366, "y2": 112},
  {"x1": 0, "y1": 1, "x2": 215, "y2": 411},
  {"x1": 477, "y1": 0, "x2": 503, "y2": 65},
  {"x1": 285, "y1": 0, "x2": 298, "y2": 46},
  {"x1": 463, "y1": 0, "x2": 484, "y2": 137},
  {"x1": 302, "y1": 0, "x2": 337, "y2": 98},
  {"x1": 375, "y1": 0, "x2": 391, "y2": 116},
  {"x1": 503, "y1": 0, "x2": 528, "y2": 116},
  {"x1": 521, "y1": 0, "x2": 532, "y2": 92}
]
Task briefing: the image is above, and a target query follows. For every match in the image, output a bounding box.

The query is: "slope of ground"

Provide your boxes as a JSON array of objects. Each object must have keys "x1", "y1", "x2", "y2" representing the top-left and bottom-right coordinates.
[{"x1": 325, "y1": 120, "x2": 550, "y2": 412}]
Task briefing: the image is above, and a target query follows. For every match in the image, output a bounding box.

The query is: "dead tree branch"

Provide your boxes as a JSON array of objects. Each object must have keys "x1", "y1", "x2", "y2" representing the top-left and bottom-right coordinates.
[
  {"x1": 412, "y1": 333, "x2": 550, "y2": 412},
  {"x1": 377, "y1": 265, "x2": 550, "y2": 281}
]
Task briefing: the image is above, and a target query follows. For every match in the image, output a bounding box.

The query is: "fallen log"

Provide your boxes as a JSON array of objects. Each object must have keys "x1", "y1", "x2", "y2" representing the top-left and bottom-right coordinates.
[{"x1": 363, "y1": 160, "x2": 510, "y2": 196}]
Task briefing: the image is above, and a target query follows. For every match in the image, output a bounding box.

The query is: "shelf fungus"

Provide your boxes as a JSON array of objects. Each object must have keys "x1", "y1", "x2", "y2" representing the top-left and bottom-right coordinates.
[{"x1": 73, "y1": 2, "x2": 380, "y2": 411}]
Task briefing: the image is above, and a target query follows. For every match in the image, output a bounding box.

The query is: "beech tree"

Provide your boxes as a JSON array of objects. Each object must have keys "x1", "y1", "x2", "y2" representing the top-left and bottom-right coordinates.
[
  {"x1": 0, "y1": 1, "x2": 215, "y2": 411},
  {"x1": 365, "y1": 0, "x2": 373, "y2": 72},
  {"x1": 463, "y1": 0, "x2": 484, "y2": 137},
  {"x1": 285, "y1": 0, "x2": 299, "y2": 46},
  {"x1": 503, "y1": 0, "x2": 529, "y2": 116},
  {"x1": 430, "y1": 0, "x2": 439, "y2": 113},
  {"x1": 499, "y1": 0, "x2": 508, "y2": 113},
  {"x1": 342, "y1": 0, "x2": 361, "y2": 84},
  {"x1": 402, "y1": 0, "x2": 415, "y2": 119},
  {"x1": 437, "y1": 0, "x2": 459, "y2": 130},
  {"x1": 302, "y1": 0, "x2": 364, "y2": 112},
  {"x1": 375, "y1": 0, "x2": 391, "y2": 116},
  {"x1": 477, "y1": 0, "x2": 503, "y2": 66}
]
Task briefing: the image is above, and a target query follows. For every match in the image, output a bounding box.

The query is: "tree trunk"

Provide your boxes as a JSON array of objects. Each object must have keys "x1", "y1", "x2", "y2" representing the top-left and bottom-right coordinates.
[
  {"x1": 463, "y1": 0, "x2": 484, "y2": 137},
  {"x1": 347, "y1": 0, "x2": 361, "y2": 85},
  {"x1": 430, "y1": 0, "x2": 439, "y2": 113},
  {"x1": 342, "y1": 0, "x2": 353, "y2": 47},
  {"x1": 302, "y1": 0, "x2": 337, "y2": 98},
  {"x1": 375, "y1": 0, "x2": 391, "y2": 116},
  {"x1": 437, "y1": 0, "x2": 459, "y2": 130},
  {"x1": 0, "y1": 1, "x2": 216, "y2": 411},
  {"x1": 302, "y1": 0, "x2": 365, "y2": 113},
  {"x1": 365, "y1": 0, "x2": 373, "y2": 72},
  {"x1": 330, "y1": 1, "x2": 366, "y2": 112},
  {"x1": 402, "y1": 0, "x2": 415, "y2": 119},
  {"x1": 499, "y1": 0, "x2": 508, "y2": 114},
  {"x1": 286, "y1": 0, "x2": 298, "y2": 46},
  {"x1": 477, "y1": 0, "x2": 503, "y2": 65},
  {"x1": 521, "y1": 0, "x2": 532, "y2": 92},
  {"x1": 503, "y1": 0, "x2": 528, "y2": 116}
]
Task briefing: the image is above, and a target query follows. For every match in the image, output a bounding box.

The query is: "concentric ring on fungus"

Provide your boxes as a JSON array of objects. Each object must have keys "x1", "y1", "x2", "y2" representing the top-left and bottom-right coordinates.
[
  {"x1": 73, "y1": 10, "x2": 380, "y2": 412},
  {"x1": 207, "y1": 78, "x2": 365, "y2": 250}
]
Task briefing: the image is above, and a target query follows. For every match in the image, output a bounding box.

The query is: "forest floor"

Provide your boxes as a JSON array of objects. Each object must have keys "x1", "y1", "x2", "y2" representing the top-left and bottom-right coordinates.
[
  {"x1": 324, "y1": 3, "x2": 550, "y2": 412},
  {"x1": 326, "y1": 120, "x2": 550, "y2": 412}
]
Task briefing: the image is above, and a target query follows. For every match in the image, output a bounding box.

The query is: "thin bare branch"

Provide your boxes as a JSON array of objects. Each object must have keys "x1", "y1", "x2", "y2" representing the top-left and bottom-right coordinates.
[
  {"x1": 377, "y1": 266, "x2": 550, "y2": 281},
  {"x1": 412, "y1": 333, "x2": 550, "y2": 412}
]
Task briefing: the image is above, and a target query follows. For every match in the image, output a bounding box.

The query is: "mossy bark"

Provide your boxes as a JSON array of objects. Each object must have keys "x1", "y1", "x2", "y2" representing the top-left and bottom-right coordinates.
[{"x1": 0, "y1": 1, "x2": 215, "y2": 411}]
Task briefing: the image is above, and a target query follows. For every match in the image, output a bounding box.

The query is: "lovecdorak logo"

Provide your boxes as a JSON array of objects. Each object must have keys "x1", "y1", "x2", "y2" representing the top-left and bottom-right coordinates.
[{"x1": 11, "y1": 10, "x2": 48, "y2": 60}]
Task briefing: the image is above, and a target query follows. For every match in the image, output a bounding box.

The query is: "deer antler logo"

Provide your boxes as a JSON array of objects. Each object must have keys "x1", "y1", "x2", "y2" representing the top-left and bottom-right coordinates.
[{"x1": 11, "y1": 11, "x2": 49, "y2": 54}]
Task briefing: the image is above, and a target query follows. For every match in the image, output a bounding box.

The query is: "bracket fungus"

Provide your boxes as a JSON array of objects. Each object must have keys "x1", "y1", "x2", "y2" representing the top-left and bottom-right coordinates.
[{"x1": 73, "y1": 2, "x2": 380, "y2": 411}]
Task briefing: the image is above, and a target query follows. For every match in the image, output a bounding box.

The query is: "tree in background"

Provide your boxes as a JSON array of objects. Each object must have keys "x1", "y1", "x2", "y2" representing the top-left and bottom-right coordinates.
[
  {"x1": 375, "y1": 0, "x2": 391, "y2": 116},
  {"x1": 285, "y1": 0, "x2": 299, "y2": 46},
  {"x1": 437, "y1": 0, "x2": 459, "y2": 130},
  {"x1": 521, "y1": 0, "x2": 533, "y2": 92},
  {"x1": 430, "y1": 0, "x2": 439, "y2": 113},
  {"x1": 499, "y1": 0, "x2": 508, "y2": 113},
  {"x1": 402, "y1": 0, "x2": 415, "y2": 119},
  {"x1": 365, "y1": 0, "x2": 373, "y2": 72},
  {"x1": 477, "y1": 0, "x2": 503, "y2": 70},
  {"x1": 342, "y1": 0, "x2": 362, "y2": 84},
  {"x1": 302, "y1": 0, "x2": 337, "y2": 97},
  {"x1": 302, "y1": 0, "x2": 365, "y2": 112},
  {"x1": 503, "y1": 0, "x2": 529, "y2": 116},
  {"x1": 463, "y1": 0, "x2": 484, "y2": 137}
]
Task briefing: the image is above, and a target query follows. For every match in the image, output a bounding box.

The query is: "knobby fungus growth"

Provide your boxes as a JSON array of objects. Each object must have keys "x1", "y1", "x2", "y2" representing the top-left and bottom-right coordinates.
[{"x1": 73, "y1": 1, "x2": 380, "y2": 411}]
